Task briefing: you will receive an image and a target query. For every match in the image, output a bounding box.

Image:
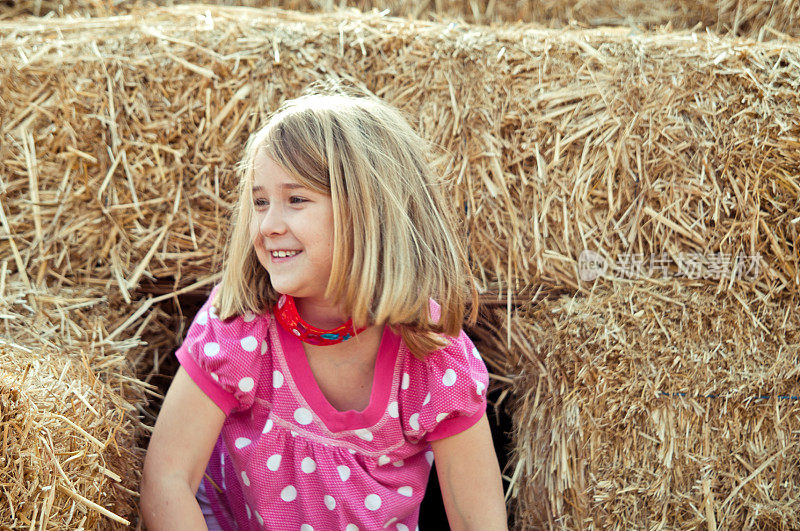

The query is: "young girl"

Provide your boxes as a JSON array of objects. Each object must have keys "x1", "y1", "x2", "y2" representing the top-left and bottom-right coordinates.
[{"x1": 140, "y1": 89, "x2": 507, "y2": 530}]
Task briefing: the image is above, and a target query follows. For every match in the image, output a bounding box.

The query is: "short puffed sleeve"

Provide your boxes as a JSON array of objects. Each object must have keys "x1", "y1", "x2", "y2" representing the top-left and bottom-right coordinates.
[
  {"x1": 399, "y1": 328, "x2": 489, "y2": 443},
  {"x1": 174, "y1": 285, "x2": 270, "y2": 415}
]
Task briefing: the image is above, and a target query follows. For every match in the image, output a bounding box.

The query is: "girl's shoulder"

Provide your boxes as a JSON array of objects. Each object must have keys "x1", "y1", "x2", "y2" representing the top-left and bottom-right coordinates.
[
  {"x1": 175, "y1": 286, "x2": 274, "y2": 415},
  {"x1": 207, "y1": 283, "x2": 274, "y2": 328},
  {"x1": 400, "y1": 326, "x2": 483, "y2": 376},
  {"x1": 396, "y1": 325, "x2": 489, "y2": 443},
  {"x1": 400, "y1": 298, "x2": 477, "y2": 370}
]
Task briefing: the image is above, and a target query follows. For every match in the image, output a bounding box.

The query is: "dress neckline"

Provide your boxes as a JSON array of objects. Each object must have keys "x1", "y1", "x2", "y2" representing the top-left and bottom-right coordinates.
[{"x1": 273, "y1": 317, "x2": 401, "y2": 432}]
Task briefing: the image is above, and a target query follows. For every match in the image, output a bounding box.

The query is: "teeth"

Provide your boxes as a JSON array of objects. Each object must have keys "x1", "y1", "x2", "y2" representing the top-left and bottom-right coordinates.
[{"x1": 272, "y1": 250, "x2": 299, "y2": 258}]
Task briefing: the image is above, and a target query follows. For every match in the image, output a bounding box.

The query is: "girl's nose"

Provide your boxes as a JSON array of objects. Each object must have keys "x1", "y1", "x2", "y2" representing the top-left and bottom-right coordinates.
[{"x1": 259, "y1": 204, "x2": 286, "y2": 236}]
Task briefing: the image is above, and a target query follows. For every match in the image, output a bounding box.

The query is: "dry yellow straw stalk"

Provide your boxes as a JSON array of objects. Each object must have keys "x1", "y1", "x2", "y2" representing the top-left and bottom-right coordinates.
[
  {"x1": 0, "y1": 282, "x2": 149, "y2": 528},
  {"x1": 1, "y1": 7, "x2": 798, "y2": 305},
  {"x1": 501, "y1": 281, "x2": 799, "y2": 529},
  {"x1": 2, "y1": 0, "x2": 799, "y2": 40}
]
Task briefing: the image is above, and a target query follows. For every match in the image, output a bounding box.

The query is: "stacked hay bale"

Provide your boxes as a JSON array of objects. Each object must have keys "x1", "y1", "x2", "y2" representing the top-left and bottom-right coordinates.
[
  {"x1": 3, "y1": 0, "x2": 800, "y2": 39},
  {"x1": 2, "y1": 8, "x2": 798, "y2": 298},
  {"x1": 2, "y1": 6, "x2": 799, "y2": 528},
  {"x1": 502, "y1": 284, "x2": 800, "y2": 528},
  {"x1": 0, "y1": 282, "x2": 150, "y2": 527}
]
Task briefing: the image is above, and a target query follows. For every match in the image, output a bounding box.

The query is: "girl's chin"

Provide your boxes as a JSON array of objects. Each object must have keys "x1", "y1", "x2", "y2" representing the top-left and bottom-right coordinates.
[{"x1": 268, "y1": 279, "x2": 304, "y2": 296}]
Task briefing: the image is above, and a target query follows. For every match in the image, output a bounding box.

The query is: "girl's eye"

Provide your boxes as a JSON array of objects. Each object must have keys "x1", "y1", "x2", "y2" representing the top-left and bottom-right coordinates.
[{"x1": 254, "y1": 197, "x2": 306, "y2": 207}]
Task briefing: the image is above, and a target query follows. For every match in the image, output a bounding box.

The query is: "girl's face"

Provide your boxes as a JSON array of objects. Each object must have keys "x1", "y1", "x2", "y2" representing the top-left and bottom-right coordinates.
[{"x1": 250, "y1": 150, "x2": 335, "y2": 305}]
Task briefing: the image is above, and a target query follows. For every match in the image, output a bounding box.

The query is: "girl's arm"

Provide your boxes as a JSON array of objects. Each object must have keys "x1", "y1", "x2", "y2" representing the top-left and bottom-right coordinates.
[
  {"x1": 430, "y1": 413, "x2": 508, "y2": 531},
  {"x1": 140, "y1": 367, "x2": 226, "y2": 530}
]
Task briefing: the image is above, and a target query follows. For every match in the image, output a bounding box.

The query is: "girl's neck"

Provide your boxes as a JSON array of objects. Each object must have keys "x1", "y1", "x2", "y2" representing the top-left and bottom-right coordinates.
[{"x1": 292, "y1": 296, "x2": 351, "y2": 330}]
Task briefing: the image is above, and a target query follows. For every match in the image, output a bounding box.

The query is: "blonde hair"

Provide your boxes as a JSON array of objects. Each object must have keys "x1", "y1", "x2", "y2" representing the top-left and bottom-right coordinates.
[{"x1": 216, "y1": 88, "x2": 477, "y2": 359}]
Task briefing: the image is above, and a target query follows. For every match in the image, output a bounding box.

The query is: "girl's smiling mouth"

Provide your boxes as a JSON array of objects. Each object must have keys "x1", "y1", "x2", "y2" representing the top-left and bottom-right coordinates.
[{"x1": 270, "y1": 250, "x2": 302, "y2": 263}]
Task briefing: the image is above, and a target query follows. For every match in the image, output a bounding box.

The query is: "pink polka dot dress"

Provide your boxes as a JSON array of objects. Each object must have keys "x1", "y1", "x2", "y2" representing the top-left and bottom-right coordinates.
[{"x1": 175, "y1": 285, "x2": 489, "y2": 531}]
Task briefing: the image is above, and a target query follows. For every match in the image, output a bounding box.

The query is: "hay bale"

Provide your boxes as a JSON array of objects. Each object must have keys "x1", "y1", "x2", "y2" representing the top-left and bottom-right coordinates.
[
  {"x1": 2, "y1": 0, "x2": 799, "y2": 39},
  {"x1": 1, "y1": 7, "x2": 798, "y2": 304},
  {"x1": 503, "y1": 281, "x2": 800, "y2": 529},
  {"x1": 0, "y1": 281, "x2": 155, "y2": 528}
]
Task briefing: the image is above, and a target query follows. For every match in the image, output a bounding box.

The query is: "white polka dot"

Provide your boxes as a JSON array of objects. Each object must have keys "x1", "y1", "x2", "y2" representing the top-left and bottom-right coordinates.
[
  {"x1": 235, "y1": 437, "x2": 251, "y2": 449},
  {"x1": 211, "y1": 372, "x2": 219, "y2": 382},
  {"x1": 425, "y1": 450, "x2": 434, "y2": 465},
  {"x1": 345, "y1": 525, "x2": 359, "y2": 531},
  {"x1": 196, "y1": 311, "x2": 208, "y2": 325},
  {"x1": 422, "y1": 392, "x2": 431, "y2": 406},
  {"x1": 301, "y1": 525, "x2": 313, "y2": 531},
  {"x1": 397, "y1": 524, "x2": 410, "y2": 531},
  {"x1": 378, "y1": 455, "x2": 390, "y2": 466},
  {"x1": 388, "y1": 401, "x2": 399, "y2": 418},
  {"x1": 267, "y1": 454, "x2": 282, "y2": 471},
  {"x1": 409, "y1": 413, "x2": 420, "y2": 431},
  {"x1": 294, "y1": 407, "x2": 313, "y2": 425},
  {"x1": 365, "y1": 494, "x2": 382, "y2": 511},
  {"x1": 393, "y1": 459, "x2": 404, "y2": 467},
  {"x1": 263, "y1": 418, "x2": 273, "y2": 433},
  {"x1": 261, "y1": 340, "x2": 268, "y2": 355},
  {"x1": 243, "y1": 311, "x2": 256, "y2": 322},
  {"x1": 355, "y1": 429, "x2": 373, "y2": 441},
  {"x1": 401, "y1": 373, "x2": 410, "y2": 390},
  {"x1": 209, "y1": 305, "x2": 218, "y2": 319},
  {"x1": 280, "y1": 485, "x2": 297, "y2": 502},
  {"x1": 442, "y1": 368, "x2": 457, "y2": 387},
  {"x1": 384, "y1": 518, "x2": 398, "y2": 527},
  {"x1": 255, "y1": 510, "x2": 263, "y2": 526},
  {"x1": 273, "y1": 370, "x2": 284, "y2": 388},
  {"x1": 337, "y1": 465, "x2": 351, "y2": 481},
  {"x1": 239, "y1": 377, "x2": 254, "y2": 392},
  {"x1": 436, "y1": 412, "x2": 449, "y2": 422},
  {"x1": 398, "y1": 486, "x2": 413, "y2": 497},
  {"x1": 324, "y1": 495, "x2": 336, "y2": 510},
  {"x1": 476, "y1": 381, "x2": 485, "y2": 395},
  {"x1": 241, "y1": 471, "x2": 250, "y2": 486},
  {"x1": 245, "y1": 503, "x2": 251, "y2": 519},
  {"x1": 203, "y1": 342, "x2": 220, "y2": 357},
  {"x1": 301, "y1": 457, "x2": 316, "y2": 473},
  {"x1": 241, "y1": 335, "x2": 258, "y2": 351},
  {"x1": 472, "y1": 346, "x2": 481, "y2": 359}
]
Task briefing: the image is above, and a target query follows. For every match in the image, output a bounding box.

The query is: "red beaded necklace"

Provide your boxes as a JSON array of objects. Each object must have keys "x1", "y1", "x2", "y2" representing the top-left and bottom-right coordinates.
[{"x1": 273, "y1": 294, "x2": 366, "y2": 346}]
